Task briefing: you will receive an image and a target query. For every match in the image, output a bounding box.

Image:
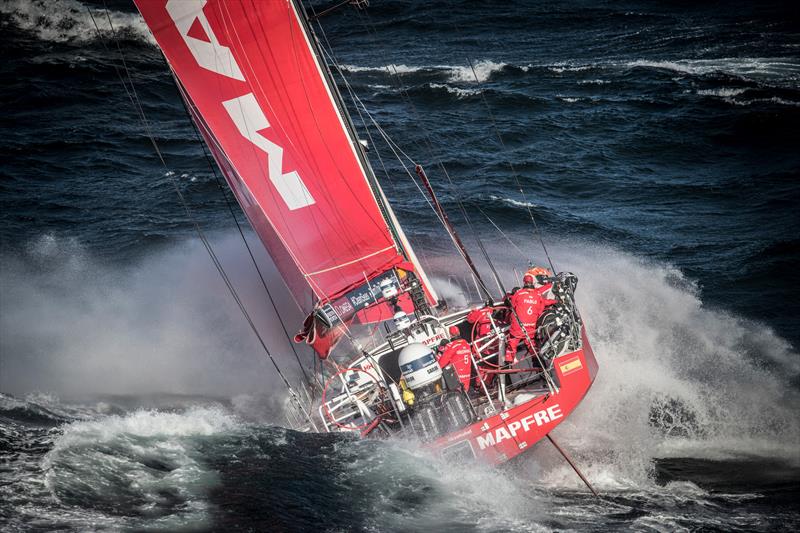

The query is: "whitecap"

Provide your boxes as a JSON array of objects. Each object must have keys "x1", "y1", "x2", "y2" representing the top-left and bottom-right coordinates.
[
  {"x1": 489, "y1": 195, "x2": 538, "y2": 208},
  {"x1": 341, "y1": 60, "x2": 509, "y2": 83},
  {"x1": 625, "y1": 57, "x2": 800, "y2": 80},
  {"x1": 428, "y1": 83, "x2": 480, "y2": 98},
  {"x1": 41, "y1": 406, "x2": 240, "y2": 528},
  {"x1": 696, "y1": 87, "x2": 747, "y2": 97},
  {"x1": 445, "y1": 59, "x2": 508, "y2": 83},
  {"x1": 724, "y1": 96, "x2": 800, "y2": 107},
  {"x1": 1, "y1": 0, "x2": 154, "y2": 45}
]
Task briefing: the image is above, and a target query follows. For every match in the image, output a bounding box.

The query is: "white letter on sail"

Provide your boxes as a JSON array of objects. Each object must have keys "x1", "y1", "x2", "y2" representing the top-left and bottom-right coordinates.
[
  {"x1": 166, "y1": 0, "x2": 245, "y2": 81},
  {"x1": 223, "y1": 93, "x2": 315, "y2": 210}
]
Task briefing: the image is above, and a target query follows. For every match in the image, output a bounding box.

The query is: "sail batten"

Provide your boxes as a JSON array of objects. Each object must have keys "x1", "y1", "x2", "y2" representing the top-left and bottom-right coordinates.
[{"x1": 135, "y1": 0, "x2": 436, "y2": 333}]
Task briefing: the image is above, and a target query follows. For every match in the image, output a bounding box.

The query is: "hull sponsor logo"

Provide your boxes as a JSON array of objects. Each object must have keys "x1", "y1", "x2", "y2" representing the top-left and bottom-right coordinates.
[
  {"x1": 558, "y1": 356, "x2": 583, "y2": 376},
  {"x1": 476, "y1": 404, "x2": 563, "y2": 450},
  {"x1": 166, "y1": 0, "x2": 315, "y2": 211}
]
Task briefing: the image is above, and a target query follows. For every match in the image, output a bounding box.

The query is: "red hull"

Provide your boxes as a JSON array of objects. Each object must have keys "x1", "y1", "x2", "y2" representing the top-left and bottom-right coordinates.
[{"x1": 429, "y1": 326, "x2": 599, "y2": 464}]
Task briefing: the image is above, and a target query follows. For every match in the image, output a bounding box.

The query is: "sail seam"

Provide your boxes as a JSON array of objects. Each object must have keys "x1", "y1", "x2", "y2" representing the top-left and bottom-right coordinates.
[{"x1": 304, "y1": 246, "x2": 396, "y2": 277}]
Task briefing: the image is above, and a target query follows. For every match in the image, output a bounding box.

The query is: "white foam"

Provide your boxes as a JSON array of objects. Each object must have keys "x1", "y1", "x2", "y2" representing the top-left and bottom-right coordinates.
[
  {"x1": 1, "y1": 0, "x2": 154, "y2": 44},
  {"x1": 428, "y1": 83, "x2": 480, "y2": 98},
  {"x1": 420, "y1": 239, "x2": 800, "y2": 495},
  {"x1": 489, "y1": 194, "x2": 538, "y2": 208},
  {"x1": 41, "y1": 406, "x2": 236, "y2": 529},
  {"x1": 341, "y1": 60, "x2": 509, "y2": 83},
  {"x1": 549, "y1": 63, "x2": 594, "y2": 73},
  {"x1": 446, "y1": 60, "x2": 508, "y2": 83},
  {"x1": 335, "y1": 438, "x2": 550, "y2": 532},
  {"x1": 724, "y1": 96, "x2": 800, "y2": 107},
  {"x1": 625, "y1": 57, "x2": 800, "y2": 79},
  {"x1": 515, "y1": 243, "x2": 800, "y2": 490},
  {"x1": 341, "y1": 63, "x2": 425, "y2": 74},
  {"x1": 544, "y1": 57, "x2": 800, "y2": 87},
  {"x1": 49, "y1": 406, "x2": 239, "y2": 449},
  {"x1": 696, "y1": 87, "x2": 747, "y2": 97}
]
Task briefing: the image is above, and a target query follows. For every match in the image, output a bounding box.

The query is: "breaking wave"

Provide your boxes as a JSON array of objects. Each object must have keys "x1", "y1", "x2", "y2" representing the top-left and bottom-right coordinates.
[
  {"x1": 547, "y1": 57, "x2": 800, "y2": 88},
  {"x1": 0, "y1": 0, "x2": 153, "y2": 44},
  {"x1": 514, "y1": 242, "x2": 798, "y2": 489},
  {"x1": 725, "y1": 96, "x2": 800, "y2": 107},
  {"x1": 624, "y1": 57, "x2": 800, "y2": 80},
  {"x1": 427, "y1": 83, "x2": 481, "y2": 98},
  {"x1": 696, "y1": 87, "x2": 748, "y2": 97},
  {"x1": 435, "y1": 238, "x2": 799, "y2": 492},
  {"x1": 341, "y1": 59, "x2": 514, "y2": 83},
  {"x1": 41, "y1": 406, "x2": 240, "y2": 530}
]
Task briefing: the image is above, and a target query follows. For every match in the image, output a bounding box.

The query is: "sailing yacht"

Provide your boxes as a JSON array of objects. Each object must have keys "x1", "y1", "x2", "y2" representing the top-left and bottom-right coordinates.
[{"x1": 133, "y1": 0, "x2": 598, "y2": 466}]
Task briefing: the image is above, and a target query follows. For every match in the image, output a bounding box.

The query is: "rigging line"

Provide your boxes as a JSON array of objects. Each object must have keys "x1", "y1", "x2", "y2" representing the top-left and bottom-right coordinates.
[
  {"x1": 348, "y1": 8, "x2": 439, "y2": 159},
  {"x1": 351, "y1": 9, "x2": 505, "y2": 293},
  {"x1": 351, "y1": 7, "x2": 533, "y2": 290},
  {"x1": 95, "y1": 5, "x2": 315, "y2": 426},
  {"x1": 314, "y1": 47, "x2": 423, "y2": 200},
  {"x1": 429, "y1": 156, "x2": 506, "y2": 297},
  {"x1": 173, "y1": 77, "x2": 317, "y2": 390},
  {"x1": 93, "y1": 6, "x2": 163, "y2": 166},
  {"x1": 475, "y1": 205, "x2": 530, "y2": 261},
  {"x1": 314, "y1": 40, "x2": 440, "y2": 285},
  {"x1": 325, "y1": 66, "x2": 464, "y2": 267},
  {"x1": 306, "y1": 1, "x2": 439, "y2": 280},
  {"x1": 465, "y1": 59, "x2": 556, "y2": 274},
  {"x1": 430, "y1": 0, "x2": 555, "y2": 273},
  {"x1": 87, "y1": 9, "x2": 137, "y2": 111},
  {"x1": 309, "y1": 30, "x2": 395, "y2": 190},
  {"x1": 356, "y1": 103, "x2": 491, "y2": 292},
  {"x1": 314, "y1": 36, "x2": 464, "y2": 266}
]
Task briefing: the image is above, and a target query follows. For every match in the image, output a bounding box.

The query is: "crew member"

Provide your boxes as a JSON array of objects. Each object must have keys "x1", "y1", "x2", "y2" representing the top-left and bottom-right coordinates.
[
  {"x1": 466, "y1": 306, "x2": 495, "y2": 342},
  {"x1": 466, "y1": 305, "x2": 502, "y2": 389},
  {"x1": 526, "y1": 265, "x2": 556, "y2": 299},
  {"x1": 437, "y1": 326, "x2": 473, "y2": 392},
  {"x1": 525, "y1": 265, "x2": 551, "y2": 280},
  {"x1": 504, "y1": 274, "x2": 558, "y2": 364}
]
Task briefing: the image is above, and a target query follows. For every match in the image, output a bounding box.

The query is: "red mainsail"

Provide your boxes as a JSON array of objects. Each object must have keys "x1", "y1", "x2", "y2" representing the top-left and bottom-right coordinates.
[{"x1": 134, "y1": 0, "x2": 437, "y2": 348}]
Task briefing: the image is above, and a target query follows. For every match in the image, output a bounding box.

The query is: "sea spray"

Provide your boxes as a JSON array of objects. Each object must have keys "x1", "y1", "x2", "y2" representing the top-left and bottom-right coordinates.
[
  {"x1": 41, "y1": 406, "x2": 239, "y2": 530},
  {"x1": 0, "y1": 0, "x2": 154, "y2": 44},
  {"x1": 0, "y1": 233, "x2": 310, "y2": 397},
  {"x1": 425, "y1": 238, "x2": 799, "y2": 490}
]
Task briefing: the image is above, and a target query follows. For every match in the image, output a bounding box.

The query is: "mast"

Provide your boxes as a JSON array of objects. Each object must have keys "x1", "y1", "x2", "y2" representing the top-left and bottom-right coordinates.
[{"x1": 291, "y1": 0, "x2": 439, "y2": 305}]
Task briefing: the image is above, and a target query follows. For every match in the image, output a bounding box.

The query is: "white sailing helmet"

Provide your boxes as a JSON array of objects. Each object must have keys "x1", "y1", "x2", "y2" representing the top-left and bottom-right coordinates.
[
  {"x1": 398, "y1": 343, "x2": 442, "y2": 390},
  {"x1": 393, "y1": 311, "x2": 411, "y2": 330}
]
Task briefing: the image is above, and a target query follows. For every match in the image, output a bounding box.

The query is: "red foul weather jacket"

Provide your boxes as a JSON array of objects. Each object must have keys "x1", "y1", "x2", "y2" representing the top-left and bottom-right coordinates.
[
  {"x1": 467, "y1": 307, "x2": 494, "y2": 340},
  {"x1": 507, "y1": 286, "x2": 558, "y2": 337},
  {"x1": 437, "y1": 338, "x2": 473, "y2": 392}
]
